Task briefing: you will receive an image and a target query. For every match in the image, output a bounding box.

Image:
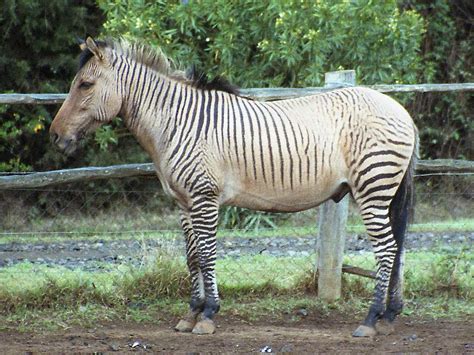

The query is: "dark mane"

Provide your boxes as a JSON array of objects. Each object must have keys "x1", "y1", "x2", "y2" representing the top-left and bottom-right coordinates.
[{"x1": 185, "y1": 66, "x2": 240, "y2": 96}]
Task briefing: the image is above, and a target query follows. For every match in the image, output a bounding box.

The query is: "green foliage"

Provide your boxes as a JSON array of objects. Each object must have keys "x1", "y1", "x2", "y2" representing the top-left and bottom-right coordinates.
[
  {"x1": 400, "y1": 0, "x2": 473, "y2": 159},
  {"x1": 0, "y1": 0, "x2": 104, "y2": 171},
  {"x1": 99, "y1": 0, "x2": 424, "y2": 87},
  {"x1": 219, "y1": 206, "x2": 278, "y2": 231}
]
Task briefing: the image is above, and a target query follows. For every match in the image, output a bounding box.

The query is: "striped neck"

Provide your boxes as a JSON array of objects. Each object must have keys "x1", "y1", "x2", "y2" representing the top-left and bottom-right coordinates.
[
  {"x1": 115, "y1": 56, "x2": 180, "y2": 147},
  {"x1": 119, "y1": 63, "x2": 165, "y2": 122}
]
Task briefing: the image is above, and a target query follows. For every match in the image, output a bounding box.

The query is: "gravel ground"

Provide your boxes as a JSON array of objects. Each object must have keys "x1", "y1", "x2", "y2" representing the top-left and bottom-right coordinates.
[{"x1": 0, "y1": 231, "x2": 472, "y2": 271}]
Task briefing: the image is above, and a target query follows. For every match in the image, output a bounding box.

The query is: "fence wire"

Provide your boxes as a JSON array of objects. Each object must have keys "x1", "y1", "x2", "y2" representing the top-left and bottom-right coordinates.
[{"x1": 0, "y1": 174, "x2": 472, "y2": 290}]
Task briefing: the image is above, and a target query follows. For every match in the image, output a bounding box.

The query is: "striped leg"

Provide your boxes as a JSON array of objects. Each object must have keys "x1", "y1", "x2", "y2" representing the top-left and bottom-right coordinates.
[
  {"x1": 175, "y1": 210, "x2": 205, "y2": 332},
  {"x1": 189, "y1": 195, "x2": 220, "y2": 334},
  {"x1": 378, "y1": 245, "x2": 405, "y2": 335},
  {"x1": 353, "y1": 205, "x2": 397, "y2": 337},
  {"x1": 379, "y1": 203, "x2": 409, "y2": 334}
]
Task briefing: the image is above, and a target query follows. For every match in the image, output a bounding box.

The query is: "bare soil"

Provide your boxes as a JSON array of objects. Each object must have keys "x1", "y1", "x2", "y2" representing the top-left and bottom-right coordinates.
[{"x1": 1, "y1": 314, "x2": 473, "y2": 353}]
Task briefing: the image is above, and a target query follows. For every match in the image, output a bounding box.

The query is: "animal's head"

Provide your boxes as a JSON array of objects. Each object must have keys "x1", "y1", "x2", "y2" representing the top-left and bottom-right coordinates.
[{"x1": 50, "y1": 36, "x2": 121, "y2": 155}]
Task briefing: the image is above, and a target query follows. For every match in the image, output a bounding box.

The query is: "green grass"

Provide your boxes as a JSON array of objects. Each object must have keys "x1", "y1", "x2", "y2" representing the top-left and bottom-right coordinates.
[{"x1": 0, "y1": 248, "x2": 472, "y2": 332}]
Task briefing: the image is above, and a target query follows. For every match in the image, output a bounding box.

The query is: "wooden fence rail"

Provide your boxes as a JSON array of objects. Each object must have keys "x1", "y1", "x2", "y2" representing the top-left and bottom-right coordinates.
[
  {"x1": 1, "y1": 83, "x2": 473, "y2": 104},
  {"x1": 1, "y1": 159, "x2": 472, "y2": 190}
]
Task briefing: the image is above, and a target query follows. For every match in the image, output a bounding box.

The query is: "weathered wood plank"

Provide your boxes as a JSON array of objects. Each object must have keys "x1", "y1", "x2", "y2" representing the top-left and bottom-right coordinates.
[
  {"x1": 415, "y1": 159, "x2": 474, "y2": 174},
  {"x1": 369, "y1": 83, "x2": 474, "y2": 93},
  {"x1": 316, "y1": 70, "x2": 354, "y2": 301},
  {"x1": 1, "y1": 82, "x2": 473, "y2": 104},
  {"x1": 0, "y1": 160, "x2": 472, "y2": 189},
  {"x1": 0, "y1": 164, "x2": 156, "y2": 189},
  {"x1": 0, "y1": 159, "x2": 472, "y2": 190},
  {"x1": 0, "y1": 94, "x2": 68, "y2": 105},
  {"x1": 342, "y1": 264, "x2": 377, "y2": 279}
]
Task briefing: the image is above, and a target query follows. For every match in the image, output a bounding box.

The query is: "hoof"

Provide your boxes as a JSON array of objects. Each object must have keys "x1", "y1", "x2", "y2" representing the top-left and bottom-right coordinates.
[
  {"x1": 175, "y1": 319, "x2": 196, "y2": 332},
  {"x1": 377, "y1": 319, "x2": 395, "y2": 335},
  {"x1": 175, "y1": 310, "x2": 199, "y2": 332},
  {"x1": 352, "y1": 325, "x2": 377, "y2": 337},
  {"x1": 192, "y1": 318, "x2": 216, "y2": 335}
]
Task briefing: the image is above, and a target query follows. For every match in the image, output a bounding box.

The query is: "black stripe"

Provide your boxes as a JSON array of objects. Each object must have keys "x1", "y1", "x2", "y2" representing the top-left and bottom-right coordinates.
[
  {"x1": 122, "y1": 58, "x2": 131, "y2": 100},
  {"x1": 130, "y1": 63, "x2": 143, "y2": 122},
  {"x1": 358, "y1": 150, "x2": 408, "y2": 166},
  {"x1": 358, "y1": 182, "x2": 399, "y2": 200},
  {"x1": 355, "y1": 161, "x2": 401, "y2": 187},
  {"x1": 159, "y1": 80, "x2": 172, "y2": 111},
  {"x1": 230, "y1": 95, "x2": 240, "y2": 168},
  {"x1": 167, "y1": 82, "x2": 179, "y2": 115},
  {"x1": 147, "y1": 77, "x2": 163, "y2": 113},
  {"x1": 265, "y1": 103, "x2": 285, "y2": 188},
  {"x1": 241, "y1": 99, "x2": 257, "y2": 180},
  {"x1": 212, "y1": 92, "x2": 220, "y2": 150},
  {"x1": 236, "y1": 97, "x2": 248, "y2": 175},
  {"x1": 247, "y1": 101, "x2": 267, "y2": 184},
  {"x1": 254, "y1": 101, "x2": 275, "y2": 187},
  {"x1": 269, "y1": 104, "x2": 291, "y2": 188},
  {"x1": 163, "y1": 83, "x2": 180, "y2": 135},
  {"x1": 361, "y1": 195, "x2": 393, "y2": 204},
  {"x1": 358, "y1": 170, "x2": 403, "y2": 193},
  {"x1": 387, "y1": 138, "x2": 412, "y2": 146}
]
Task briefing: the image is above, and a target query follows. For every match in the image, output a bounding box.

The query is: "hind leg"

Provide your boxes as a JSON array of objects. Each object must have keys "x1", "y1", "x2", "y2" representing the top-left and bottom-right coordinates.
[
  {"x1": 377, "y1": 246, "x2": 405, "y2": 335},
  {"x1": 353, "y1": 210, "x2": 398, "y2": 336},
  {"x1": 351, "y1": 175, "x2": 401, "y2": 337},
  {"x1": 353, "y1": 208, "x2": 398, "y2": 337},
  {"x1": 378, "y1": 204, "x2": 408, "y2": 333},
  {"x1": 349, "y1": 152, "x2": 409, "y2": 336}
]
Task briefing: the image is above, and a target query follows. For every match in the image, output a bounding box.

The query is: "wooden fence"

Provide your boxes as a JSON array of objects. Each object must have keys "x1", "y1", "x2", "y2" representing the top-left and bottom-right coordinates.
[
  {"x1": 1, "y1": 70, "x2": 473, "y2": 301},
  {"x1": 1, "y1": 159, "x2": 472, "y2": 189}
]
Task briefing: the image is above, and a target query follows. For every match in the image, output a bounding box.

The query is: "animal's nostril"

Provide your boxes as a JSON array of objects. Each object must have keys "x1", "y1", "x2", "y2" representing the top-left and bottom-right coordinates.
[{"x1": 50, "y1": 132, "x2": 59, "y2": 144}]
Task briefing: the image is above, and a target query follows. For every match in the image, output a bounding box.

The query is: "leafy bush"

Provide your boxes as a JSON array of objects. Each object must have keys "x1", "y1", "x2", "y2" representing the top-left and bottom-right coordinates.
[
  {"x1": 99, "y1": 0, "x2": 424, "y2": 87},
  {"x1": 400, "y1": 0, "x2": 473, "y2": 159},
  {"x1": 0, "y1": 0, "x2": 104, "y2": 171}
]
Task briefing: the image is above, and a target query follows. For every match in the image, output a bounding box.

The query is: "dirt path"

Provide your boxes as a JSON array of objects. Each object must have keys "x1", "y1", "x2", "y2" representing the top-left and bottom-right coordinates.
[{"x1": 1, "y1": 316, "x2": 473, "y2": 353}]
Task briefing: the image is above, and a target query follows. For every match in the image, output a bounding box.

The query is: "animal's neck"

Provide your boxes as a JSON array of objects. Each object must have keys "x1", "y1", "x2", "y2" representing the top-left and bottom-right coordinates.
[{"x1": 118, "y1": 62, "x2": 179, "y2": 155}]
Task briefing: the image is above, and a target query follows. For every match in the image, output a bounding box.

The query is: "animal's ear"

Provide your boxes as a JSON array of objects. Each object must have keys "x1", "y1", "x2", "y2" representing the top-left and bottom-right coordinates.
[
  {"x1": 85, "y1": 35, "x2": 104, "y2": 61},
  {"x1": 77, "y1": 37, "x2": 87, "y2": 51}
]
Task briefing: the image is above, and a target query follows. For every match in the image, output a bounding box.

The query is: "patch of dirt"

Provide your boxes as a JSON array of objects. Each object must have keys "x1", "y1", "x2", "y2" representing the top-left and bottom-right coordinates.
[{"x1": 1, "y1": 315, "x2": 473, "y2": 353}]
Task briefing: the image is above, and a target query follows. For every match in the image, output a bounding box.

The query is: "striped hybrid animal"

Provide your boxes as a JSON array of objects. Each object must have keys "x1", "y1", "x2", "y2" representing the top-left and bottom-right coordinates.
[{"x1": 50, "y1": 37, "x2": 418, "y2": 337}]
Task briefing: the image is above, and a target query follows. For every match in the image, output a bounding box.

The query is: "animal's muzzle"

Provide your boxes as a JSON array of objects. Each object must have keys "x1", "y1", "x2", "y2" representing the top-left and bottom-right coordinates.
[{"x1": 50, "y1": 131, "x2": 77, "y2": 156}]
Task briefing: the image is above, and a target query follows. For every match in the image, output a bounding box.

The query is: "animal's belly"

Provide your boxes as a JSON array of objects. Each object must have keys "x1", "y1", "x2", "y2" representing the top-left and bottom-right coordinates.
[{"x1": 222, "y1": 183, "x2": 342, "y2": 213}]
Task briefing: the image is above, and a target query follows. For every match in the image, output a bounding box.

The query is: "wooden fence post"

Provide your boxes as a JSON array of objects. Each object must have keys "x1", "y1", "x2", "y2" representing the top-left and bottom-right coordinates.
[{"x1": 316, "y1": 70, "x2": 355, "y2": 301}]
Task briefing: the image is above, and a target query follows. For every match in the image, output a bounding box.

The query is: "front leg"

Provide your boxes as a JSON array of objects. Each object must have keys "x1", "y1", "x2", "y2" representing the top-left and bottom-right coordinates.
[
  {"x1": 189, "y1": 196, "x2": 220, "y2": 334},
  {"x1": 175, "y1": 210, "x2": 205, "y2": 332}
]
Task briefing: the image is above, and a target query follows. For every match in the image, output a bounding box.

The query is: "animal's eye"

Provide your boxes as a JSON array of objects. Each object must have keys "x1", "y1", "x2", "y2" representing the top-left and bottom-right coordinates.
[{"x1": 79, "y1": 81, "x2": 94, "y2": 90}]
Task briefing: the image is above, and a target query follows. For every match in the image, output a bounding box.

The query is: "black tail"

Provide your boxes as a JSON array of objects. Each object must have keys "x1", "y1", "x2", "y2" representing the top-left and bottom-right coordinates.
[{"x1": 389, "y1": 133, "x2": 418, "y2": 245}]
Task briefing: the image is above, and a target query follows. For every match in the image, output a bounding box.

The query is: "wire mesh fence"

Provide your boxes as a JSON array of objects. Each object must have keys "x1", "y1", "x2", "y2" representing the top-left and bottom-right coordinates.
[{"x1": 0, "y1": 172, "x2": 472, "y2": 291}]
